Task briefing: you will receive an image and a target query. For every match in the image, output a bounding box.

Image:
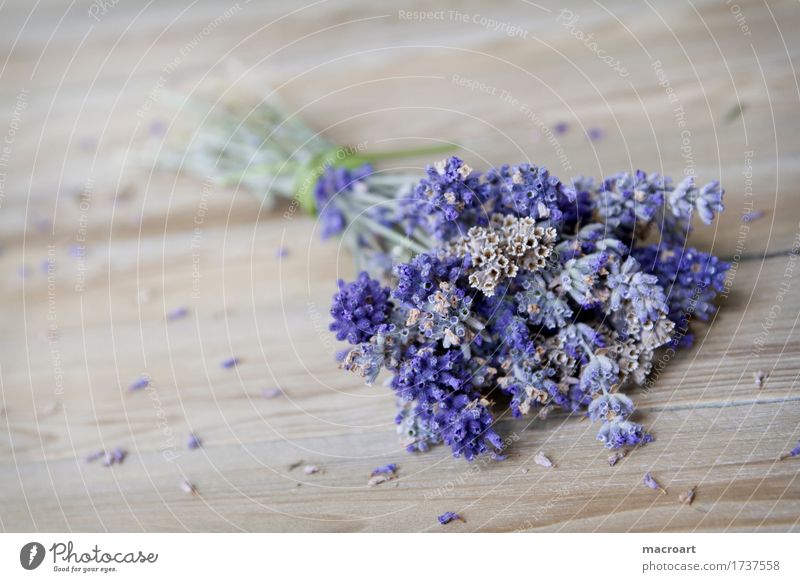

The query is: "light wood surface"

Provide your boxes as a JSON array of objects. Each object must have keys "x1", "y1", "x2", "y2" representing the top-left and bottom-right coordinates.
[{"x1": 1, "y1": 0, "x2": 799, "y2": 532}]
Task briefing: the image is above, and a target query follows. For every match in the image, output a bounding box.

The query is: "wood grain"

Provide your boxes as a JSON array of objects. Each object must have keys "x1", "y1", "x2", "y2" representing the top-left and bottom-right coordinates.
[{"x1": 0, "y1": 0, "x2": 799, "y2": 532}]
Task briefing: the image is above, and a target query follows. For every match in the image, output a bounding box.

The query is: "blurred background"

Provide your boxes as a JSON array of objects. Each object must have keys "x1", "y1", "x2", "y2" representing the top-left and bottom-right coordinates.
[{"x1": 1, "y1": 0, "x2": 798, "y2": 532}]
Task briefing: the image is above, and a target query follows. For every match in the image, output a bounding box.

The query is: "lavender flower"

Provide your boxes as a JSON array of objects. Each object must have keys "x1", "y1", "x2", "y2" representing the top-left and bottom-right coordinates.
[
  {"x1": 597, "y1": 418, "x2": 652, "y2": 449},
  {"x1": 643, "y1": 471, "x2": 667, "y2": 494},
  {"x1": 330, "y1": 272, "x2": 391, "y2": 344},
  {"x1": 187, "y1": 433, "x2": 202, "y2": 450},
  {"x1": 315, "y1": 163, "x2": 373, "y2": 239},
  {"x1": 331, "y1": 159, "x2": 726, "y2": 462},
  {"x1": 406, "y1": 156, "x2": 488, "y2": 241},
  {"x1": 128, "y1": 375, "x2": 150, "y2": 392},
  {"x1": 437, "y1": 511, "x2": 463, "y2": 525},
  {"x1": 779, "y1": 440, "x2": 800, "y2": 460},
  {"x1": 668, "y1": 177, "x2": 725, "y2": 225},
  {"x1": 371, "y1": 463, "x2": 398, "y2": 476},
  {"x1": 220, "y1": 357, "x2": 240, "y2": 369}
]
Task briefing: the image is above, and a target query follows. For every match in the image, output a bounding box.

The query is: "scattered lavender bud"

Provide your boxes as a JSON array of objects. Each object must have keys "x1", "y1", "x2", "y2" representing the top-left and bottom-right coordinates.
[
  {"x1": 679, "y1": 486, "x2": 696, "y2": 505},
  {"x1": 85, "y1": 450, "x2": 105, "y2": 463},
  {"x1": 303, "y1": 465, "x2": 320, "y2": 475},
  {"x1": 220, "y1": 357, "x2": 240, "y2": 369},
  {"x1": 553, "y1": 121, "x2": 569, "y2": 135},
  {"x1": 187, "y1": 433, "x2": 202, "y2": 450},
  {"x1": 102, "y1": 448, "x2": 127, "y2": 467},
  {"x1": 608, "y1": 451, "x2": 626, "y2": 466},
  {"x1": 642, "y1": 472, "x2": 667, "y2": 495},
  {"x1": 128, "y1": 375, "x2": 150, "y2": 392},
  {"x1": 166, "y1": 306, "x2": 189, "y2": 321},
  {"x1": 741, "y1": 209, "x2": 764, "y2": 223},
  {"x1": 17, "y1": 265, "x2": 31, "y2": 279},
  {"x1": 262, "y1": 387, "x2": 283, "y2": 399},
  {"x1": 180, "y1": 479, "x2": 197, "y2": 495},
  {"x1": 534, "y1": 451, "x2": 554, "y2": 468},
  {"x1": 368, "y1": 474, "x2": 394, "y2": 487},
  {"x1": 437, "y1": 511, "x2": 463, "y2": 525},
  {"x1": 779, "y1": 440, "x2": 800, "y2": 460},
  {"x1": 275, "y1": 246, "x2": 289, "y2": 259},
  {"x1": 753, "y1": 369, "x2": 769, "y2": 389},
  {"x1": 588, "y1": 127, "x2": 604, "y2": 141},
  {"x1": 371, "y1": 463, "x2": 398, "y2": 476}
]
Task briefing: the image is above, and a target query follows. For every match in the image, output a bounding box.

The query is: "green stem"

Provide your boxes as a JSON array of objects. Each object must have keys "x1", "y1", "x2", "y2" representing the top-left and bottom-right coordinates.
[{"x1": 359, "y1": 142, "x2": 459, "y2": 163}]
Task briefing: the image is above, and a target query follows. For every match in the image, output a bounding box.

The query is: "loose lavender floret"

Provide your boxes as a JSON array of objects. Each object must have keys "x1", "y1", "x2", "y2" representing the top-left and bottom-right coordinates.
[
  {"x1": 330, "y1": 272, "x2": 391, "y2": 345},
  {"x1": 220, "y1": 357, "x2": 240, "y2": 369},
  {"x1": 643, "y1": 471, "x2": 666, "y2": 494},
  {"x1": 128, "y1": 375, "x2": 150, "y2": 392},
  {"x1": 187, "y1": 433, "x2": 202, "y2": 450},
  {"x1": 331, "y1": 158, "x2": 727, "y2": 462},
  {"x1": 166, "y1": 306, "x2": 189, "y2": 321},
  {"x1": 315, "y1": 164, "x2": 373, "y2": 240},
  {"x1": 779, "y1": 440, "x2": 800, "y2": 460},
  {"x1": 437, "y1": 511, "x2": 463, "y2": 525},
  {"x1": 405, "y1": 156, "x2": 488, "y2": 241},
  {"x1": 371, "y1": 463, "x2": 398, "y2": 476}
]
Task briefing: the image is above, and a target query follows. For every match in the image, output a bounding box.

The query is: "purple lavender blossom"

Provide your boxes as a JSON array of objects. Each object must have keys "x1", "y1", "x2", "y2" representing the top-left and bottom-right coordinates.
[
  {"x1": 166, "y1": 306, "x2": 189, "y2": 321},
  {"x1": 332, "y1": 159, "x2": 727, "y2": 462},
  {"x1": 485, "y1": 163, "x2": 574, "y2": 224},
  {"x1": 642, "y1": 471, "x2": 666, "y2": 494},
  {"x1": 370, "y1": 463, "x2": 397, "y2": 476},
  {"x1": 405, "y1": 156, "x2": 488, "y2": 241},
  {"x1": 668, "y1": 177, "x2": 725, "y2": 225},
  {"x1": 330, "y1": 271, "x2": 391, "y2": 345},
  {"x1": 220, "y1": 357, "x2": 240, "y2": 369},
  {"x1": 187, "y1": 433, "x2": 202, "y2": 450},
  {"x1": 437, "y1": 511, "x2": 463, "y2": 525},
  {"x1": 597, "y1": 419, "x2": 652, "y2": 449},
  {"x1": 128, "y1": 376, "x2": 150, "y2": 392},
  {"x1": 314, "y1": 163, "x2": 373, "y2": 239}
]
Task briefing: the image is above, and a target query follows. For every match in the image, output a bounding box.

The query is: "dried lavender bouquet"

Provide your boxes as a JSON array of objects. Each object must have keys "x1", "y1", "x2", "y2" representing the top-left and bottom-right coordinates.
[{"x1": 331, "y1": 157, "x2": 729, "y2": 461}]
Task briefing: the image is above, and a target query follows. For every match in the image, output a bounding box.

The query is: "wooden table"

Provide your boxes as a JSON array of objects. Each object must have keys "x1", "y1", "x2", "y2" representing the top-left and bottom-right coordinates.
[{"x1": 1, "y1": 0, "x2": 798, "y2": 532}]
